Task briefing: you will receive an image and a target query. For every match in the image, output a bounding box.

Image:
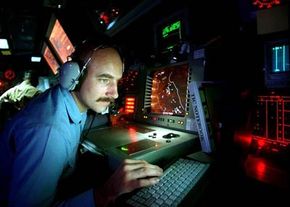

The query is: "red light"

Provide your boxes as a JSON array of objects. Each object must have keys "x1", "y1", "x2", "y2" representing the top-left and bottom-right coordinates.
[
  {"x1": 255, "y1": 160, "x2": 267, "y2": 181},
  {"x1": 100, "y1": 12, "x2": 110, "y2": 25},
  {"x1": 125, "y1": 97, "x2": 135, "y2": 114},
  {"x1": 252, "y1": 0, "x2": 281, "y2": 9},
  {"x1": 4, "y1": 68, "x2": 16, "y2": 81},
  {"x1": 0, "y1": 79, "x2": 4, "y2": 88},
  {"x1": 126, "y1": 98, "x2": 135, "y2": 102},
  {"x1": 128, "y1": 127, "x2": 137, "y2": 142},
  {"x1": 257, "y1": 139, "x2": 266, "y2": 149}
]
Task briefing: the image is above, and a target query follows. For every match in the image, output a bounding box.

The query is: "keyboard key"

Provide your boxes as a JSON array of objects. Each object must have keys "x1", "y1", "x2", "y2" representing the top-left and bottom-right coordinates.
[{"x1": 125, "y1": 158, "x2": 210, "y2": 207}]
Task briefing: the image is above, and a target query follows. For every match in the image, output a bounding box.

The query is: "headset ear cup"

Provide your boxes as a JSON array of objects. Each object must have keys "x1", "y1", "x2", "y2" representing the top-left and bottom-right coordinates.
[{"x1": 59, "y1": 61, "x2": 81, "y2": 90}]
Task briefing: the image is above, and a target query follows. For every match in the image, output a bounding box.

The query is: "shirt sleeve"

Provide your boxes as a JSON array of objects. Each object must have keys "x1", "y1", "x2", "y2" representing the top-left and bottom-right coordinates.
[
  {"x1": 0, "y1": 87, "x2": 16, "y2": 102},
  {"x1": 8, "y1": 124, "x2": 95, "y2": 207}
]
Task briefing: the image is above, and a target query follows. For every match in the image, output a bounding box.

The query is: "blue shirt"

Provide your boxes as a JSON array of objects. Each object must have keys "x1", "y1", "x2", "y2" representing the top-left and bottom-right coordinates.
[{"x1": 0, "y1": 85, "x2": 96, "y2": 207}]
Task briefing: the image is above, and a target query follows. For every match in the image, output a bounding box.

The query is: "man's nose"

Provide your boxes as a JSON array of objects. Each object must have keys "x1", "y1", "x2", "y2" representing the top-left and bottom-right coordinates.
[{"x1": 106, "y1": 81, "x2": 119, "y2": 99}]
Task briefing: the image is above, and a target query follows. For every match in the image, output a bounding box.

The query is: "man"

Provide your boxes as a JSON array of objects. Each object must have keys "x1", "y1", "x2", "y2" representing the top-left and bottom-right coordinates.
[
  {"x1": 0, "y1": 70, "x2": 41, "y2": 131},
  {"x1": 0, "y1": 70, "x2": 40, "y2": 109},
  {"x1": 0, "y1": 42, "x2": 163, "y2": 207}
]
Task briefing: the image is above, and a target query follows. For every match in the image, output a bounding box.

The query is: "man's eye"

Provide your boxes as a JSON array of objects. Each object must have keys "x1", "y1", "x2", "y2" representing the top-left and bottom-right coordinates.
[{"x1": 99, "y1": 78, "x2": 110, "y2": 84}]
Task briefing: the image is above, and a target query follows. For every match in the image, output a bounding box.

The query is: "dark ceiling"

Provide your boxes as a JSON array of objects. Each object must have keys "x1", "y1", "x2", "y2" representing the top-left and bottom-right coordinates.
[
  {"x1": 0, "y1": 0, "x2": 163, "y2": 73},
  {"x1": 0, "y1": 0, "x2": 261, "y2": 76},
  {"x1": 0, "y1": 1, "x2": 145, "y2": 56}
]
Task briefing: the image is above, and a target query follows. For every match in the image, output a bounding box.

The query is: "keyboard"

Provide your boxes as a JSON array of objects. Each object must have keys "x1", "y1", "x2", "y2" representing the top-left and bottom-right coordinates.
[{"x1": 124, "y1": 158, "x2": 210, "y2": 207}]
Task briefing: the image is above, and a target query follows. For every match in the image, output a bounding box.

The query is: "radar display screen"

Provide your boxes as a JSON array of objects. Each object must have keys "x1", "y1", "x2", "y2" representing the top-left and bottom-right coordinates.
[{"x1": 150, "y1": 63, "x2": 189, "y2": 116}]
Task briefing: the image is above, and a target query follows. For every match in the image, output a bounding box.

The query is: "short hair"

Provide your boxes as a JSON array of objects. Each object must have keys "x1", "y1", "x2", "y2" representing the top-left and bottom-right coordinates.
[{"x1": 24, "y1": 70, "x2": 39, "y2": 87}]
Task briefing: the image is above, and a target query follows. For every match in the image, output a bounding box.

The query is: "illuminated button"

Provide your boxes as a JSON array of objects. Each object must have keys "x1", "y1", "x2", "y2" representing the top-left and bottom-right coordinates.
[{"x1": 121, "y1": 146, "x2": 128, "y2": 152}]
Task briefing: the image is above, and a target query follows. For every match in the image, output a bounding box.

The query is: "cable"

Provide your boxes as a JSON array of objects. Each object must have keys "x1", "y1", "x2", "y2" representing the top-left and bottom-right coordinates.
[{"x1": 78, "y1": 112, "x2": 106, "y2": 156}]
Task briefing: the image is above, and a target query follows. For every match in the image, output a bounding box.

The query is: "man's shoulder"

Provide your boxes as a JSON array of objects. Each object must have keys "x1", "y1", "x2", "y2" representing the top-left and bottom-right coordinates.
[
  {"x1": 24, "y1": 85, "x2": 67, "y2": 115},
  {"x1": 37, "y1": 85, "x2": 64, "y2": 100}
]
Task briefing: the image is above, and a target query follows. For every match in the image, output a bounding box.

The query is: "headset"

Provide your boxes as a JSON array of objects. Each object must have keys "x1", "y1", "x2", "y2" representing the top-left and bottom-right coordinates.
[{"x1": 59, "y1": 44, "x2": 104, "y2": 91}]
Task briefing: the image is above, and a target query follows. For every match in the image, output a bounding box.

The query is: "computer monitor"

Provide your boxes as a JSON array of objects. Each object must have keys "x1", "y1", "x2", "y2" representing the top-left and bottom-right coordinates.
[
  {"x1": 150, "y1": 63, "x2": 188, "y2": 116},
  {"x1": 41, "y1": 42, "x2": 60, "y2": 75},
  {"x1": 132, "y1": 60, "x2": 216, "y2": 154},
  {"x1": 264, "y1": 39, "x2": 290, "y2": 89},
  {"x1": 45, "y1": 14, "x2": 75, "y2": 64},
  {"x1": 135, "y1": 61, "x2": 194, "y2": 132}
]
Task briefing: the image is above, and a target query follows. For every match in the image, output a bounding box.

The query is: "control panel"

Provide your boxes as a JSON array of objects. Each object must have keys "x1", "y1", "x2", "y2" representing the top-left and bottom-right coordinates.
[{"x1": 85, "y1": 123, "x2": 199, "y2": 169}]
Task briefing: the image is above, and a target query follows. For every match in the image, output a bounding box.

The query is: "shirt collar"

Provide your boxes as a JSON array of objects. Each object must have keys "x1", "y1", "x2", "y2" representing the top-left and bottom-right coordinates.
[{"x1": 60, "y1": 86, "x2": 87, "y2": 124}]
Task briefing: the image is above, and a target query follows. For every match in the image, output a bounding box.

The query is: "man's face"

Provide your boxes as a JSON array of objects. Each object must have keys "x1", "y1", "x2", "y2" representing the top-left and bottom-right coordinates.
[{"x1": 77, "y1": 48, "x2": 123, "y2": 113}]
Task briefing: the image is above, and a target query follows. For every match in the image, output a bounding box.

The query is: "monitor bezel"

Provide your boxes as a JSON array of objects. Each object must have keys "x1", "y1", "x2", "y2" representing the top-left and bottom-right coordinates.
[
  {"x1": 45, "y1": 14, "x2": 75, "y2": 64},
  {"x1": 41, "y1": 41, "x2": 60, "y2": 75}
]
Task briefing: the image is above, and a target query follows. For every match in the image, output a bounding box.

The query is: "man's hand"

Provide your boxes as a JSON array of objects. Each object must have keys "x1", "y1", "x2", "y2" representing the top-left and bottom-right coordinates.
[{"x1": 94, "y1": 159, "x2": 163, "y2": 206}]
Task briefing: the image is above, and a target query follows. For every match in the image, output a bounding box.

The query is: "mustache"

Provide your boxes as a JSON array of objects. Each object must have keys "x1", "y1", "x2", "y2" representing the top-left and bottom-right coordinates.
[{"x1": 96, "y1": 97, "x2": 115, "y2": 103}]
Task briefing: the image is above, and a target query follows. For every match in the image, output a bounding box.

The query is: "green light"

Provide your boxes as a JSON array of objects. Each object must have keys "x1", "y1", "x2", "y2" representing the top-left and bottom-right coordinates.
[
  {"x1": 121, "y1": 146, "x2": 128, "y2": 151},
  {"x1": 166, "y1": 45, "x2": 174, "y2": 50},
  {"x1": 162, "y1": 20, "x2": 181, "y2": 38}
]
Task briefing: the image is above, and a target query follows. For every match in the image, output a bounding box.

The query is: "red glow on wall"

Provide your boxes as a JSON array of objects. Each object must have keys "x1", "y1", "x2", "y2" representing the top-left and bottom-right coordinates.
[
  {"x1": 256, "y1": 160, "x2": 267, "y2": 178},
  {"x1": 234, "y1": 132, "x2": 252, "y2": 148},
  {"x1": 252, "y1": 0, "x2": 281, "y2": 9},
  {"x1": 244, "y1": 154, "x2": 289, "y2": 188}
]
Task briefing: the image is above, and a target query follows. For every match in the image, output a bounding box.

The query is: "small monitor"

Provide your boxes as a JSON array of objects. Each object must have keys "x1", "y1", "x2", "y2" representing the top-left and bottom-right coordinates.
[
  {"x1": 154, "y1": 9, "x2": 190, "y2": 57},
  {"x1": 41, "y1": 42, "x2": 60, "y2": 75},
  {"x1": 264, "y1": 39, "x2": 290, "y2": 88},
  {"x1": 46, "y1": 15, "x2": 75, "y2": 64},
  {"x1": 270, "y1": 44, "x2": 289, "y2": 73}
]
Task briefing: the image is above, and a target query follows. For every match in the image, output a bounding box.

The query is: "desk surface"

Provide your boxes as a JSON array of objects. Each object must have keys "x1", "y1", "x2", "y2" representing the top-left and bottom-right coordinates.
[{"x1": 85, "y1": 122, "x2": 199, "y2": 169}]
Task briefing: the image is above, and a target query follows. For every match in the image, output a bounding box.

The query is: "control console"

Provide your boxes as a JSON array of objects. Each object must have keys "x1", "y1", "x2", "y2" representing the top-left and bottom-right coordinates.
[{"x1": 85, "y1": 123, "x2": 198, "y2": 169}]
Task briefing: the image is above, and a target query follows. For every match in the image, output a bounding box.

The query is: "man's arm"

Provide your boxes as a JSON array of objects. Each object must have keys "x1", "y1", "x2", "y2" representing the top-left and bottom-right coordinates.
[
  {"x1": 0, "y1": 87, "x2": 15, "y2": 103},
  {"x1": 94, "y1": 159, "x2": 163, "y2": 206}
]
